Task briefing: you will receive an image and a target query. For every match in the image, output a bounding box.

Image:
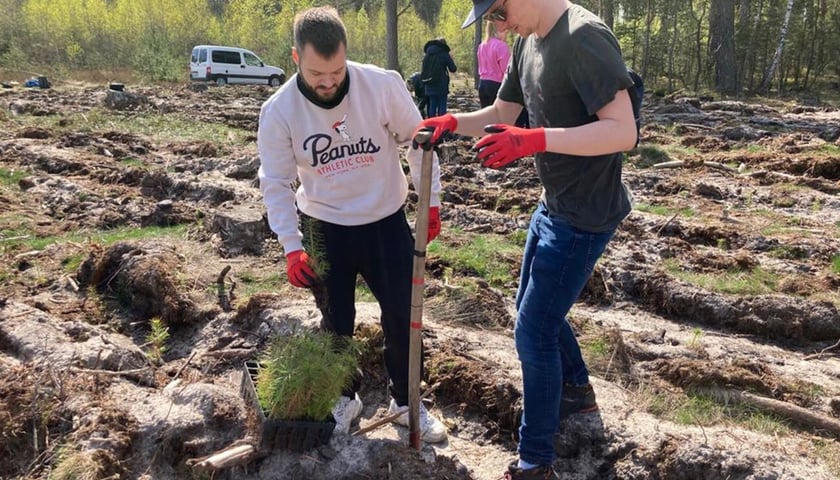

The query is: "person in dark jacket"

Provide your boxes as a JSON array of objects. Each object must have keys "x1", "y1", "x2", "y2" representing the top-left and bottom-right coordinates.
[
  {"x1": 407, "y1": 71, "x2": 428, "y2": 119},
  {"x1": 420, "y1": 38, "x2": 457, "y2": 118}
]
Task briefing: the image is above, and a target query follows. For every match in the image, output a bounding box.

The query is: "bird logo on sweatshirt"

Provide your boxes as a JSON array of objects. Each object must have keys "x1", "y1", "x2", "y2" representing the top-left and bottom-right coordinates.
[{"x1": 332, "y1": 114, "x2": 352, "y2": 142}]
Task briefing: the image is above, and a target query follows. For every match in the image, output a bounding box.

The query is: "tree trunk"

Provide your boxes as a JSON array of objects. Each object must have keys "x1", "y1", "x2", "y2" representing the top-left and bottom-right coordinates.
[
  {"x1": 689, "y1": 1, "x2": 707, "y2": 94},
  {"x1": 473, "y1": 21, "x2": 482, "y2": 90},
  {"x1": 759, "y1": 0, "x2": 795, "y2": 94},
  {"x1": 746, "y1": 0, "x2": 765, "y2": 91},
  {"x1": 601, "y1": 0, "x2": 615, "y2": 30},
  {"x1": 735, "y1": 0, "x2": 752, "y2": 94},
  {"x1": 710, "y1": 0, "x2": 737, "y2": 94},
  {"x1": 666, "y1": 2, "x2": 678, "y2": 92},
  {"x1": 385, "y1": 0, "x2": 399, "y2": 71},
  {"x1": 641, "y1": 0, "x2": 655, "y2": 78}
]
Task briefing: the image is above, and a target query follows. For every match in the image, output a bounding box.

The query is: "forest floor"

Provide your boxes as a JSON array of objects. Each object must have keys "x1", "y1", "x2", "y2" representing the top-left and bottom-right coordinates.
[{"x1": 1, "y1": 77, "x2": 840, "y2": 480}]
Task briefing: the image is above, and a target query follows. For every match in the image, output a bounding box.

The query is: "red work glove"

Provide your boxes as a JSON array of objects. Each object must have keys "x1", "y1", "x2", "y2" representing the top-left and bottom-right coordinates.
[
  {"x1": 286, "y1": 250, "x2": 317, "y2": 288},
  {"x1": 427, "y1": 206, "x2": 441, "y2": 243},
  {"x1": 474, "y1": 124, "x2": 546, "y2": 169},
  {"x1": 412, "y1": 113, "x2": 458, "y2": 150}
]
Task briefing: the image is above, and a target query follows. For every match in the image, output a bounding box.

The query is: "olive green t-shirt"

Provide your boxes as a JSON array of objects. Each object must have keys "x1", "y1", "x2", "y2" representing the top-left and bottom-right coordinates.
[{"x1": 499, "y1": 4, "x2": 634, "y2": 232}]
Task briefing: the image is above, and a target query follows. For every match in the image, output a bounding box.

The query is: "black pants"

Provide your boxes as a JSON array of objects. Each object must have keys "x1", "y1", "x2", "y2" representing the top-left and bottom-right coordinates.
[
  {"x1": 301, "y1": 208, "x2": 419, "y2": 405},
  {"x1": 478, "y1": 79, "x2": 501, "y2": 108},
  {"x1": 416, "y1": 95, "x2": 429, "y2": 119}
]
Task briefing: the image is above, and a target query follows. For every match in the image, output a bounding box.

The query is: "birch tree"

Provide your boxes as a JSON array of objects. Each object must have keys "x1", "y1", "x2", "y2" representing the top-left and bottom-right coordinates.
[{"x1": 759, "y1": 0, "x2": 795, "y2": 93}]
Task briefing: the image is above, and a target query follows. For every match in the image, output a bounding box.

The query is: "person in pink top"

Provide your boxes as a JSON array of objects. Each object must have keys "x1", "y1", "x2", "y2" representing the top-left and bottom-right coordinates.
[{"x1": 477, "y1": 21, "x2": 511, "y2": 108}]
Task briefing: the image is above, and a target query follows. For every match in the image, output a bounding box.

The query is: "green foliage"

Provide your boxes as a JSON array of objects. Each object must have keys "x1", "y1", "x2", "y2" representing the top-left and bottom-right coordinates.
[
  {"x1": 673, "y1": 395, "x2": 722, "y2": 426},
  {"x1": 61, "y1": 253, "x2": 85, "y2": 274},
  {"x1": 508, "y1": 229, "x2": 527, "y2": 248},
  {"x1": 662, "y1": 259, "x2": 779, "y2": 295},
  {"x1": 300, "y1": 215, "x2": 329, "y2": 278},
  {"x1": 832, "y1": 254, "x2": 840, "y2": 275},
  {"x1": 687, "y1": 327, "x2": 704, "y2": 350},
  {"x1": 237, "y1": 271, "x2": 285, "y2": 299},
  {"x1": 3, "y1": 0, "x2": 840, "y2": 100},
  {"x1": 634, "y1": 202, "x2": 694, "y2": 217},
  {"x1": 256, "y1": 330, "x2": 358, "y2": 421},
  {"x1": 1, "y1": 224, "x2": 188, "y2": 254},
  {"x1": 145, "y1": 317, "x2": 170, "y2": 363},
  {"x1": 427, "y1": 232, "x2": 520, "y2": 288},
  {"x1": 0, "y1": 168, "x2": 26, "y2": 188},
  {"x1": 133, "y1": 37, "x2": 183, "y2": 82},
  {"x1": 630, "y1": 145, "x2": 671, "y2": 168}
]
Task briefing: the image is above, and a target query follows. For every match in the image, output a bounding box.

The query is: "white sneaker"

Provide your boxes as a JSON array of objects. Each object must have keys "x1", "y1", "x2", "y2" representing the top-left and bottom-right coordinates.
[
  {"x1": 331, "y1": 393, "x2": 363, "y2": 434},
  {"x1": 387, "y1": 398, "x2": 448, "y2": 443}
]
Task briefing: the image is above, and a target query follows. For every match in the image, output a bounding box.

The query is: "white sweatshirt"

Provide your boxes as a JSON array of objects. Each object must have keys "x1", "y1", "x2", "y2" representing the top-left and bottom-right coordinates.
[{"x1": 258, "y1": 61, "x2": 442, "y2": 254}]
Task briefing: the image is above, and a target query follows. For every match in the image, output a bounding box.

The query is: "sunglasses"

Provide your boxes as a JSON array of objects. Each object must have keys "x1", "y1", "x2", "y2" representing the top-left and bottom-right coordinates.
[{"x1": 484, "y1": 0, "x2": 508, "y2": 22}]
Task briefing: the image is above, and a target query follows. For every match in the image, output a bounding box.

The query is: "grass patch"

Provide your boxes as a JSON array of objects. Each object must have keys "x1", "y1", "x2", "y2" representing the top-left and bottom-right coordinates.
[
  {"x1": 22, "y1": 224, "x2": 189, "y2": 252},
  {"x1": 355, "y1": 278, "x2": 375, "y2": 302},
  {"x1": 10, "y1": 107, "x2": 252, "y2": 145},
  {"x1": 51, "y1": 447, "x2": 103, "y2": 480},
  {"x1": 832, "y1": 254, "x2": 840, "y2": 275},
  {"x1": 663, "y1": 259, "x2": 779, "y2": 295},
  {"x1": 768, "y1": 244, "x2": 809, "y2": 260},
  {"x1": 812, "y1": 438, "x2": 840, "y2": 478},
  {"x1": 672, "y1": 395, "x2": 724, "y2": 426},
  {"x1": 237, "y1": 270, "x2": 285, "y2": 298},
  {"x1": 629, "y1": 145, "x2": 670, "y2": 168},
  {"x1": 642, "y1": 389, "x2": 791, "y2": 435},
  {"x1": 119, "y1": 157, "x2": 147, "y2": 168},
  {"x1": 634, "y1": 202, "x2": 695, "y2": 217},
  {"x1": 508, "y1": 229, "x2": 527, "y2": 248},
  {"x1": 428, "y1": 232, "x2": 521, "y2": 289},
  {"x1": 815, "y1": 142, "x2": 840, "y2": 156},
  {"x1": 61, "y1": 253, "x2": 86, "y2": 273},
  {"x1": 0, "y1": 167, "x2": 26, "y2": 188},
  {"x1": 759, "y1": 220, "x2": 817, "y2": 238}
]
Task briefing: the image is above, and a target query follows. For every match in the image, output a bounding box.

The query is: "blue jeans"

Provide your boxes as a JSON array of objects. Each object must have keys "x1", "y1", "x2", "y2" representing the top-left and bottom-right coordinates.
[
  {"x1": 514, "y1": 203, "x2": 615, "y2": 466},
  {"x1": 426, "y1": 94, "x2": 447, "y2": 118}
]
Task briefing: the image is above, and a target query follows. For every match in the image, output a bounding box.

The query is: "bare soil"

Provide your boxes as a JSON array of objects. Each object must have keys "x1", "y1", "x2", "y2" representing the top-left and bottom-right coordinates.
[{"x1": 1, "y1": 80, "x2": 840, "y2": 480}]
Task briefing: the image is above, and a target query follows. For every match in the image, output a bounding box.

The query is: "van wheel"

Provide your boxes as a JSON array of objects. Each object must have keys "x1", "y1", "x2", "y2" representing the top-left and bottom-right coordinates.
[
  {"x1": 215, "y1": 77, "x2": 227, "y2": 86},
  {"x1": 269, "y1": 75, "x2": 282, "y2": 87}
]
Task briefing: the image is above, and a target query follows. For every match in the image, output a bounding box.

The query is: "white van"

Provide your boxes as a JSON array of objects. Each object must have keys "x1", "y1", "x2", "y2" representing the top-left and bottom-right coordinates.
[{"x1": 190, "y1": 45, "x2": 286, "y2": 87}]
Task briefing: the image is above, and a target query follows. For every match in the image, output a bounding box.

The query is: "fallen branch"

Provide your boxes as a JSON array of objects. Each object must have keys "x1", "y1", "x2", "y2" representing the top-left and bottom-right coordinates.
[
  {"x1": 654, "y1": 213, "x2": 679, "y2": 236},
  {"x1": 173, "y1": 350, "x2": 198, "y2": 380},
  {"x1": 188, "y1": 443, "x2": 256, "y2": 471},
  {"x1": 352, "y1": 383, "x2": 440, "y2": 436},
  {"x1": 651, "y1": 159, "x2": 735, "y2": 173},
  {"x1": 804, "y1": 338, "x2": 840, "y2": 360},
  {"x1": 704, "y1": 161, "x2": 736, "y2": 173},
  {"x1": 703, "y1": 388, "x2": 840, "y2": 438},
  {"x1": 70, "y1": 366, "x2": 150, "y2": 377},
  {"x1": 745, "y1": 169, "x2": 800, "y2": 181},
  {"x1": 652, "y1": 160, "x2": 686, "y2": 169},
  {"x1": 217, "y1": 265, "x2": 232, "y2": 312}
]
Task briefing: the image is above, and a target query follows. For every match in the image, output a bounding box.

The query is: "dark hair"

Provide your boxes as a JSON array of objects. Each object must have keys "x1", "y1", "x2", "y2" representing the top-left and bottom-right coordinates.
[{"x1": 294, "y1": 7, "x2": 347, "y2": 58}]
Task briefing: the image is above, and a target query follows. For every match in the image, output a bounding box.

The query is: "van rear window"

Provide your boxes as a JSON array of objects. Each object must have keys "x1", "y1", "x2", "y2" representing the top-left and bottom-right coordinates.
[
  {"x1": 192, "y1": 48, "x2": 207, "y2": 63},
  {"x1": 212, "y1": 50, "x2": 242, "y2": 64}
]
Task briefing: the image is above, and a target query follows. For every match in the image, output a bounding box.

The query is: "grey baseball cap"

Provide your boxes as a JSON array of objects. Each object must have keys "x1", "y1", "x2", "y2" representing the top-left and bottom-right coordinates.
[{"x1": 461, "y1": 0, "x2": 496, "y2": 28}]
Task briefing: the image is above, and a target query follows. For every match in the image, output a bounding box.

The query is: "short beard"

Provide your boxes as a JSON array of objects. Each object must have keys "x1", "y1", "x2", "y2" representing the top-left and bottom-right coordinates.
[{"x1": 300, "y1": 76, "x2": 346, "y2": 102}]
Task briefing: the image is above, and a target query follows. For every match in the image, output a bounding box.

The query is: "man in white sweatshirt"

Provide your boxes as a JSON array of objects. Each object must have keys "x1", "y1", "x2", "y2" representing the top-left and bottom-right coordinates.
[{"x1": 257, "y1": 6, "x2": 446, "y2": 443}]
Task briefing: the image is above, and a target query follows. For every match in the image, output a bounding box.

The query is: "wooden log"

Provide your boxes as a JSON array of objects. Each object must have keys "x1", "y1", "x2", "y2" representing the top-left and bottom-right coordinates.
[
  {"x1": 189, "y1": 443, "x2": 256, "y2": 471},
  {"x1": 703, "y1": 388, "x2": 840, "y2": 438}
]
